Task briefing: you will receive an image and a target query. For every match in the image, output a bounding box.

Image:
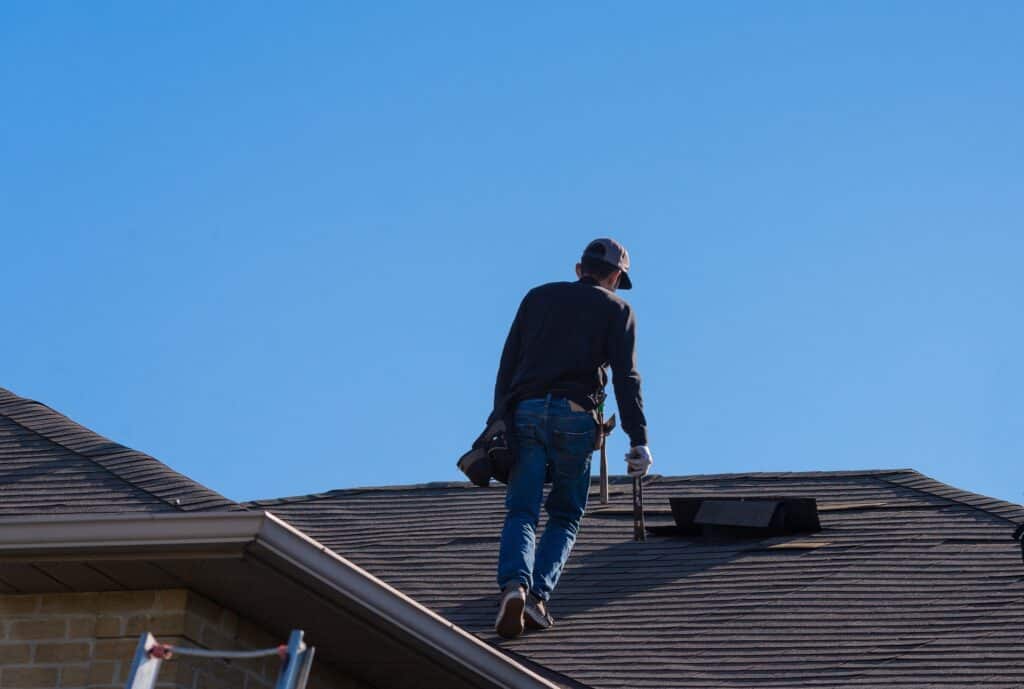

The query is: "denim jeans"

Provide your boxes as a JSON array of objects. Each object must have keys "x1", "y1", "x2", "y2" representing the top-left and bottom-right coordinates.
[{"x1": 497, "y1": 395, "x2": 596, "y2": 601}]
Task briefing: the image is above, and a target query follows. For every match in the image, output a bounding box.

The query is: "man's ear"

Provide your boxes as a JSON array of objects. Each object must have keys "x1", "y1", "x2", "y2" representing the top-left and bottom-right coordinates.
[{"x1": 575, "y1": 263, "x2": 583, "y2": 278}]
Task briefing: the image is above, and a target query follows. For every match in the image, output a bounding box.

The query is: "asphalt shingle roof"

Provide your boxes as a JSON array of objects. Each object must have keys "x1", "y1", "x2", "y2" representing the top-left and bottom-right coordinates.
[
  {"x1": 0, "y1": 387, "x2": 241, "y2": 514},
  {"x1": 4, "y1": 383, "x2": 1022, "y2": 687},
  {"x1": 250, "y1": 470, "x2": 1024, "y2": 689}
]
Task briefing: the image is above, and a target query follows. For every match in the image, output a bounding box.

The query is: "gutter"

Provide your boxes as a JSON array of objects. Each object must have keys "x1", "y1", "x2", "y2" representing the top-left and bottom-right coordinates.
[
  {"x1": 0, "y1": 511, "x2": 561, "y2": 689},
  {"x1": 0, "y1": 511, "x2": 261, "y2": 556}
]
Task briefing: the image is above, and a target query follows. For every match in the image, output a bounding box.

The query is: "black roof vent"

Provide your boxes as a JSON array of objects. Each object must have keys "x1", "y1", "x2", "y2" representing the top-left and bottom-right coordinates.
[{"x1": 649, "y1": 497, "x2": 821, "y2": 538}]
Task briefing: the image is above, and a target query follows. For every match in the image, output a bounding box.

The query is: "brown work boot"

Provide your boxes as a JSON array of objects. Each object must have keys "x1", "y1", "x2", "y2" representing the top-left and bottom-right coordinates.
[
  {"x1": 494, "y1": 583, "x2": 527, "y2": 638},
  {"x1": 525, "y1": 593, "x2": 554, "y2": 631}
]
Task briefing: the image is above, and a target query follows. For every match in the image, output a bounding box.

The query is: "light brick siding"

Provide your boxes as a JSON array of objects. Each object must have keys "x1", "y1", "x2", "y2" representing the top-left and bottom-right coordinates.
[{"x1": 0, "y1": 590, "x2": 365, "y2": 689}]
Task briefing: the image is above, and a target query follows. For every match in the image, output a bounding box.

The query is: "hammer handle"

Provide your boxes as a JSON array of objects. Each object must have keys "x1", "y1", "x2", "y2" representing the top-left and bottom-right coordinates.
[
  {"x1": 633, "y1": 476, "x2": 646, "y2": 542},
  {"x1": 599, "y1": 442, "x2": 609, "y2": 504}
]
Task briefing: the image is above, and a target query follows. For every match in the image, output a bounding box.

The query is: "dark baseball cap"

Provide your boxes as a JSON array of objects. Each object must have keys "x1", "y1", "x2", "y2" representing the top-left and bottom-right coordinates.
[{"x1": 582, "y1": 238, "x2": 632, "y2": 289}]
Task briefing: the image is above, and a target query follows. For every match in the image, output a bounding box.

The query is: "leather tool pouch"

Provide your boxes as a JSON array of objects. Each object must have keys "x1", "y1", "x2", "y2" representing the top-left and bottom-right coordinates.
[
  {"x1": 457, "y1": 417, "x2": 517, "y2": 487},
  {"x1": 456, "y1": 446, "x2": 491, "y2": 488}
]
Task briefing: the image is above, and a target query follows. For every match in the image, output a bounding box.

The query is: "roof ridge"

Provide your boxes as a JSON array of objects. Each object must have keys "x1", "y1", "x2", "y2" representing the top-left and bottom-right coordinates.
[
  {"x1": 0, "y1": 387, "x2": 242, "y2": 513},
  {"x1": 637, "y1": 468, "x2": 916, "y2": 481},
  {"x1": 245, "y1": 481, "x2": 501, "y2": 507},
  {"x1": 247, "y1": 468, "x2": 921, "y2": 506},
  {"x1": 876, "y1": 469, "x2": 1024, "y2": 525}
]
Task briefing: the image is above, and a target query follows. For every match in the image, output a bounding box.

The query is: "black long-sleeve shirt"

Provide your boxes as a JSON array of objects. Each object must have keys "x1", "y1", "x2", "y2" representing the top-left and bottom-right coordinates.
[{"x1": 493, "y1": 277, "x2": 648, "y2": 447}]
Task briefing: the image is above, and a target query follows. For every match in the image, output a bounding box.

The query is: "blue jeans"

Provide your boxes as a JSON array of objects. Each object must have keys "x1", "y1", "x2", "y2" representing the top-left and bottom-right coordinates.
[{"x1": 497, "y1": 396, "x2": 596, "y2": 601}]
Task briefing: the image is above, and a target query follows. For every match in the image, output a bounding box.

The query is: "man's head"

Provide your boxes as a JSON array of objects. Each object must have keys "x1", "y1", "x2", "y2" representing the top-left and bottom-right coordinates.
[{"x1": 576, "y1": 238, "x2": 632, "y2": 291}]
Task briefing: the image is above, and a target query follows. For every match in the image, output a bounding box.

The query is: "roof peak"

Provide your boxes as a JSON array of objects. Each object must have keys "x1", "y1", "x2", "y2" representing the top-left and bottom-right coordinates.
[{"x1": 0, "y1": 386, "x2": 242, "y2": 514}]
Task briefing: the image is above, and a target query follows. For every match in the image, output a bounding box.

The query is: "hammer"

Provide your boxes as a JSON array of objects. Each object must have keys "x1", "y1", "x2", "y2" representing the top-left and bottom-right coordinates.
[{"x1": 633, "y1": 474, "x2": 646, "y2": 542}]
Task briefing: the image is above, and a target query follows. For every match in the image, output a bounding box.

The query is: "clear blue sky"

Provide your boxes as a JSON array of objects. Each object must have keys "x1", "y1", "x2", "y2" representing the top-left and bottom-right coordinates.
[{"x1": 2, "y1": 3, "x2": 1021, "y2": 505}]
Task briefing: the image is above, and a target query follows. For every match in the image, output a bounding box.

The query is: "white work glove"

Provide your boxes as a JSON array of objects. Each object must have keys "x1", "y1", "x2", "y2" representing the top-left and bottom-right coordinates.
[{"x1": 625, "y1": 446, "x2": 653, "y2": 477}]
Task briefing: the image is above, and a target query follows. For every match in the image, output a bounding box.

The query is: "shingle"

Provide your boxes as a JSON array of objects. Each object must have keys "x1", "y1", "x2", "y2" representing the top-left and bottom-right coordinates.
[
  {"x1": 251, "y1": 470, "x2": 1024, "y2": 689},
  {"x1": 0, "y1": 386, "x2": 242, "y2": 515}
]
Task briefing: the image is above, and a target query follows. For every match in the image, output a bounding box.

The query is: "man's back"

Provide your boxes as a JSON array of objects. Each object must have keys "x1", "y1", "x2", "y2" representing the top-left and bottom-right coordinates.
[{"x1": 494, "y1": 277, "x2": 647, "y2": 448}]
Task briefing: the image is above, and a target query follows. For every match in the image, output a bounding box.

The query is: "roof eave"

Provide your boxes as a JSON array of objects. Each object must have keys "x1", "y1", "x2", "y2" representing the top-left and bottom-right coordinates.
[{"x1": 0, "y1": 511, "x2": 560, "y2": 689}]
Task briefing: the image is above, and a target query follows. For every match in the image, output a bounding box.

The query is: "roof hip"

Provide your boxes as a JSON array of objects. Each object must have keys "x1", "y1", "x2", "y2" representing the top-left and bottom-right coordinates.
[{"x1": 0, "y1": 386, "x2": 241, "y2": 513}]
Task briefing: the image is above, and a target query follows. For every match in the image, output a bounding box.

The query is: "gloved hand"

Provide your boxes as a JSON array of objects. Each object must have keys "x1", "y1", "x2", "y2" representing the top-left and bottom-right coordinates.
[{"x1": 625, "y1": 446, "x2": 653, "y2": 477}]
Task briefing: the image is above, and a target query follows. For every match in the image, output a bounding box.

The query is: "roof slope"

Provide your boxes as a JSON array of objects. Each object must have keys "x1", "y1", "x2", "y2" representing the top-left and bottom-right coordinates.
[
  {"x1": 250, "y1": 470, "x2": 1024, "y2": 689},
  {"x1": 0, "y1": 387, "x2": 241, "y2": 515}
]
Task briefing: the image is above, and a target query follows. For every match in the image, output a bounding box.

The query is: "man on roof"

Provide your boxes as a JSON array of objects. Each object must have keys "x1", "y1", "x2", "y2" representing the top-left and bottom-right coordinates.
[{"x1": 491, "y1": 238, "x2": 652, "y2": 638}]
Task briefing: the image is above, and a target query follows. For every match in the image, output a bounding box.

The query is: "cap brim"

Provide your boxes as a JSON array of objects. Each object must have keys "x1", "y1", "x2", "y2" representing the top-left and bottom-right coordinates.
[{"x1": 618, "y1": 272, "x2": 632, "y2": 290}]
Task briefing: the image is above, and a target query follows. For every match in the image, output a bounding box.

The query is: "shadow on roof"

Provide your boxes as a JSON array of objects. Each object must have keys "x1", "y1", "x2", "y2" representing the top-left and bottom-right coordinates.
[{"x1": 446, "y1": 537, "x2": 760, "y2": 635}]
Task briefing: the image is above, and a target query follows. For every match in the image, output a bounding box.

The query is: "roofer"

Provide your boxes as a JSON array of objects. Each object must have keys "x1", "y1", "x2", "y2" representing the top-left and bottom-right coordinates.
[{"x1": 492, "y1": 238, "x2": 652, "y2": 638}]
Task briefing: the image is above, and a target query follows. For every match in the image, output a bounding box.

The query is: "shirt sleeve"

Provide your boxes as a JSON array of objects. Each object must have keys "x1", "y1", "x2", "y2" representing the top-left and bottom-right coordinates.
[
  {"x1": 607, "y1": 302, "x2": 648, "y2": 447},
  {"x1": 492, "y1": 293, "x2": 528, "y2": 417}
]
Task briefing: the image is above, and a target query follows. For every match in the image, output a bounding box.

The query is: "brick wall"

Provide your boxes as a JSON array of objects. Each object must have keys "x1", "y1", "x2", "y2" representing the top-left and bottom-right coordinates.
[{"x1": 0, "y1": 590, "x2": 366, "y2": 689}]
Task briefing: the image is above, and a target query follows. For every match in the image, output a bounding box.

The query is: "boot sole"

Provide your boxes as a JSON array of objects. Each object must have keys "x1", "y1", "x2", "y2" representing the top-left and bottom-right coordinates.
[
  {"x1": 495, "y1": 595, "x2": 526, "y2": 638},
  {"x1": 525, "y1": 608, "x2": 553, "y2": 631}
]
